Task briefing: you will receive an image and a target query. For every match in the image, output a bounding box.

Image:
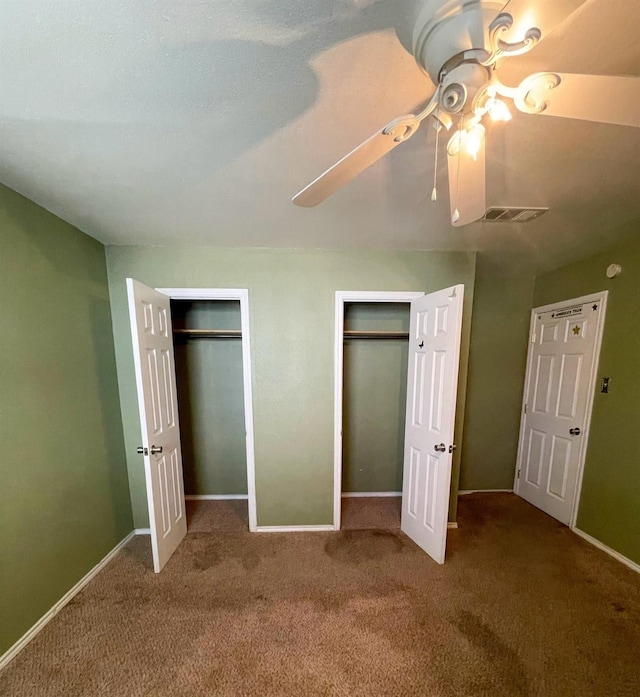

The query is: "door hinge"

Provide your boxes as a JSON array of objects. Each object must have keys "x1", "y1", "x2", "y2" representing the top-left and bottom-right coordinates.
[
  {"x1": 517, "y1": 469, "x2": 521, "y2": 479},
  {"x1": 524, "y1": 404, "x2": 527, "y2": 414},
  {"x1": 531, "y1": 333, "x2": 536, "y2": 344}
]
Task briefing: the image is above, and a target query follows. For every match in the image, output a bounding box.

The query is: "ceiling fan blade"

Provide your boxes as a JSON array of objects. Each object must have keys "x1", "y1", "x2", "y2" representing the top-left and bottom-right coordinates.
[
  {"x1": 515, "y1": 73, "x2": 640, "y2": 128},
  {"x1": 292, "y1": 114, "x2": 421, "y2": 207},
  {"x1": 447, "y1": 136, "x2": 486, "y2": 227},
  {"x1": 495, "y1": 0, "x2": 587, "y2": 45}
]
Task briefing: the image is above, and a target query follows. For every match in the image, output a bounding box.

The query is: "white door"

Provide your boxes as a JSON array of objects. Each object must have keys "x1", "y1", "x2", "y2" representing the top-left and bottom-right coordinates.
[
  {"x1": 516, "y1": 294, "x2": 607, "y2": 524},
  {"x1": 401, "y1": 284, "x2": 464, "y2": 564},
  {"x1": 127, "y1": 278, "x2": 187, "y2": 572}
]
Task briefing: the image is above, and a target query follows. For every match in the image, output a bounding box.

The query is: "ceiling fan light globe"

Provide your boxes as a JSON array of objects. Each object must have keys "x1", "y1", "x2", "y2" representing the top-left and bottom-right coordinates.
[
  {"x1": 465, "y1": 124, "x2": 486, "y2": 161},
  {"x1": 487, "y1": 97, "x2": 512, "y2": 122}
]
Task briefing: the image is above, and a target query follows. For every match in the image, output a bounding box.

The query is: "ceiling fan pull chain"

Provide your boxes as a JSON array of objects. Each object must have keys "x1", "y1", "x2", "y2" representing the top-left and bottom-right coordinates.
[
  {"x1": 431, "y1": 111, "x2": 440, "y2": 202},
  {"x1": 452, "y1": 115, "x2": 463, "y2": 224}
]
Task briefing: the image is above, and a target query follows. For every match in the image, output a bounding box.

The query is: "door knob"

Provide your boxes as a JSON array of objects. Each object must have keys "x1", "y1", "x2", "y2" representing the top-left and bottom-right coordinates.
[
  {"x1": 136, "y1": 446, "x2": 148, "y2": 456},
  {"x1": 434, "y1": 443, "x2": 446, "y2": 452},
  {"x1": 150, "y1": 445, "x2": 163, "y2": 454},
  {"x1": 569, "y1": 428, "x2": 581, "y2": 436}
]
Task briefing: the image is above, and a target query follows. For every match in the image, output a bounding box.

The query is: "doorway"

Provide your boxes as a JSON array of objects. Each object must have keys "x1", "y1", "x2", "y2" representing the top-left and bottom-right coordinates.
[
  {"x1": 171, "y1": 299, "x2": 249, "y2": 533},
  {"x1": 128, "y1": 281, "x2": 257, "y2": 572},
  {"x1": 334, "y1": 287, "x2": 465, "y2": 564},
  {"x1": 340, "y1": 301, "x2": 410, "y2": 530},
  {"x1": 515, "y1": 292, "x2": 608, "y2": 526},
  {"x1": 158, "y1": 287, "x2": 257, "y2": 535}
]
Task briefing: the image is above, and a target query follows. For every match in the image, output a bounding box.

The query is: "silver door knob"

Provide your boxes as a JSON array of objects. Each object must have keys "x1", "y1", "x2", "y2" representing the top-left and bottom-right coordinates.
[
  {"x1": 434, "y1": 443, "x2": 446, "y2": 452},
  {"x1": 136, "y1": 446, "x2": 148, "y2": 456},
  {"x1": 150, "y1": 445, "x2": 163, "y2": 454},
  {"x1": 569, "y1": 428, "x2": 581, "y2": 436}
]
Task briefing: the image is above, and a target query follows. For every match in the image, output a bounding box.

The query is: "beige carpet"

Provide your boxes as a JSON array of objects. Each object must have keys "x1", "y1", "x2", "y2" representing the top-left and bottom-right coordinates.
[
  {"x1": 1, "y1": 494, "x2": 639, "y2": 696},
  {"x1": 186, "y1": 499, "x2": 249, "y2": 533},
  {"x1": 341, "y1": 495, "x2": 401, "y2": 530}
]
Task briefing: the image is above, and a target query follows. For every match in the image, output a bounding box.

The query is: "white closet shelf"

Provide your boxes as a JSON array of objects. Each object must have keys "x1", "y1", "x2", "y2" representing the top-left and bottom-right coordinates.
[
  {"x1": 343, "y1": 330, "x2": 409, "y2": 340},
  {"x1": 173, "y1": 329, "x2": 242, "y2": 338}
]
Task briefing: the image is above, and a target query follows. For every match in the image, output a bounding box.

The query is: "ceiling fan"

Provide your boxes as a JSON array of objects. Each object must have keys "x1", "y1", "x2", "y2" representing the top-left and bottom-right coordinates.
[{"x1": 292, "y1": 0, "x2": 640, "y2": 226}]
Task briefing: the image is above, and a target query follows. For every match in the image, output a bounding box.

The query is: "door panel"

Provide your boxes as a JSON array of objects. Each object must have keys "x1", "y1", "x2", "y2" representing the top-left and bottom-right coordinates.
[
  {"x1": 517, "y1": 298, "x2": 605, "y2": 524},
  {"x1": 401, "y1": 285, "x2": 464, "y2": 564},
  {"x1": 127, "y1": 278, "x2": 187, "y2": 572}
]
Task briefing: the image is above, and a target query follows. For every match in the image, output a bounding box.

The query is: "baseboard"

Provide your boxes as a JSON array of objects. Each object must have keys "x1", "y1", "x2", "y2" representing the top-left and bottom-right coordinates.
[
  {"x1": 255, "y1": 525, "x2": 336, "y2": 533},
  {"x1": 134, "y1": 528, "x2": 151, "y2": 535},
  {"x1": 0, "y1": 531, "x2": 135, "y2": 671},
  {"x1": 185, "y1": 494, "x2": 248, "y2": 501},
  {"x1": 572, "y1": 527, "x2": 640, "y2": 575},
  {"x1": 341, "y1": 492, "x2": 401, "y2": 498},
  {"x1": 447, "y1": 522, "x2": 458, "y2": 529},
  {"x1": 458, "y1": 489, "x2": 513, "y2": 495}
]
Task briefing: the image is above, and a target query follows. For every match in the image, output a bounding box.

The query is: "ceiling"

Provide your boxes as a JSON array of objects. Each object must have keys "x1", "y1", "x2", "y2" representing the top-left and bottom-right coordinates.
[{"x1": 1, "y1": 0, "x2": 639, "y2": 273}]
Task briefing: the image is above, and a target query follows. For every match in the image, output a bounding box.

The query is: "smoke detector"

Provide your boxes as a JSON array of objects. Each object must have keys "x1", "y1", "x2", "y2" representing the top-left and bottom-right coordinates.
[{"x1": 481, "y1": 206, "x2": 549, "y2": 222}]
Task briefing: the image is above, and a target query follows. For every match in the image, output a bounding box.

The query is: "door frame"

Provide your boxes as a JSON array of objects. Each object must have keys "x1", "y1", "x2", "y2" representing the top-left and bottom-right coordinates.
[
  {"x1": 156, "y1": 287, "x2": 258, "y2": 531},
  {"x1": 333, "y1": 291, "x2": 424, "y2": 530},
  {"x1": 514, "y1": 290, "x2": 608, "y2": 529}
]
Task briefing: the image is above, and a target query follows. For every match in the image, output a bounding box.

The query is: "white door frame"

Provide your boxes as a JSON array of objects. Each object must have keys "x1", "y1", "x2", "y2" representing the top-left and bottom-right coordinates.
[
  {"x1": 514, "y1": 290, "x2": 608, "y2": 529},
  {"x1": 333, "y1": 291, "x2": 424, "y2": 529},
  {"x1": 157, "y1": 287, "x2": 258, "y2": 532}
]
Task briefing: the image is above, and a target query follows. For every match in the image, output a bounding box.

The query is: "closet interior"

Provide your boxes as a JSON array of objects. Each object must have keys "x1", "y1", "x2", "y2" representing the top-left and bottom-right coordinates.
[
  {"x1": 171, "y1": 300, "x2": 248, "y2": 532},
  {"x1": 341, "y1": 302, "x2": 410, "y2": 530}
]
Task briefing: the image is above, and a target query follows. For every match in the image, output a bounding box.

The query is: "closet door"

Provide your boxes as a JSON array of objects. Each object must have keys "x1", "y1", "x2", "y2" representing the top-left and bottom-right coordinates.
[
  {"x1": 401, "y1": 285, "x2": 464, "y2": 564},
  {"x1": 127, "y1": 278, "x2": 187, "y2": 572}
]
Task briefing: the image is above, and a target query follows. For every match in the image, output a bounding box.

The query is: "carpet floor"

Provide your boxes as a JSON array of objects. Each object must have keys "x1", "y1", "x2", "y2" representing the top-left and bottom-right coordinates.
[{"x1": 1, "y1": 494, "x2": 639, "y2": 696}]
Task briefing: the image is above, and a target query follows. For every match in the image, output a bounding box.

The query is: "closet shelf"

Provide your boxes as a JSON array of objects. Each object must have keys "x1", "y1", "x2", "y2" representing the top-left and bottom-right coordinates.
[
  {"x1": 173, "y1": 329, "x2": 242, "y2": 339},
  {"x1": 344, "y1": 330, "x2": 409, "y2": 340}
]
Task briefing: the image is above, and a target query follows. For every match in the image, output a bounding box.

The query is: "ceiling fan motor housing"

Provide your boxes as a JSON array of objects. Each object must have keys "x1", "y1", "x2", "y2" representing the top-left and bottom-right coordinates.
[{"x1": 412, "y1": 0, "x2": 501, "y2": 82}]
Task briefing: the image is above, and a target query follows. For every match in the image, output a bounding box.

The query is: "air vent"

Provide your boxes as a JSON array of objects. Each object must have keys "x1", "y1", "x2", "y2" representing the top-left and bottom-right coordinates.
[{"x1": 482, "y1": 206, "x2": 549, "y2": 223}]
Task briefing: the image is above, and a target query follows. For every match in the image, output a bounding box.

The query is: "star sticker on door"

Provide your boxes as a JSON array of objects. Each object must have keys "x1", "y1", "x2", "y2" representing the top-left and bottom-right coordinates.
[
  {"x1": 592, "y1": 304, "x2": 598, "y2": 311},
  {"x1": 572, "y1": 325, "x2": 581, "y2": 335}
]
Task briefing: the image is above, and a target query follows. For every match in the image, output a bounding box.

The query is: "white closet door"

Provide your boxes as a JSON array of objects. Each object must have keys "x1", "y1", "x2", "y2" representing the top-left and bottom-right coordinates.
[
  {"x1": 401, "y1": 285, "x2": 464, "y2": 564},
  {"x1": 127, "y1": 278, "x2": 186, "y2": 572}
]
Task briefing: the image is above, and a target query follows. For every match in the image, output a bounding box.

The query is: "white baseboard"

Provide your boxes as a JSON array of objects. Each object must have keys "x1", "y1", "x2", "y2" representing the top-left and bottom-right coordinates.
[
  {"x1": 572, "y1": 527, "x2": 640, "y2": 575},
  {"x1": 0, "y1": 531, "x2": 135, "y2": 671},
  {"x1": 458, "y1": 489, "x2": 513, "y2": 495},
  {"x1": 341, "y1": 492, "x2": 401, "y2": 498},
  {"x1": 185, "y1": 494, "x2": 248, "y2": 501},
  {"x1": 134, "y1": 528, "x2": 151, "y2": 535},
  {"x1": 447, "y1": 522, "x2": 458, "y2": 529},
  {"x1": 255, "y1": 525, "x2": 336, "y2": 533}
]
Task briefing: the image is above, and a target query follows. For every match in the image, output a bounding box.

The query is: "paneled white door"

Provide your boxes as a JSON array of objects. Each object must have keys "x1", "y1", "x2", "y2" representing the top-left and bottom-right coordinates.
[
  {"x1": 401, "y1": 285, "x2": 464, "y2": 564},
  {"x1": 516, "y1": 295, "x2": 606, "y2": 524},
  {"x1": 127, "y1": 278, "x2": 186, "y2": 572}
]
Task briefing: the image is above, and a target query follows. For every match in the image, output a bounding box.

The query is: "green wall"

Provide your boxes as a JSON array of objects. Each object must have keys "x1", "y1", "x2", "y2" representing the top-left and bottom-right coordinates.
[
  {"x1": 342, "y1": 303, "x2": 409, "y2": 493},
  {"x1": 172, "y1": 301, "x2": 247, "y2": 495},
  {"x1": 105, "y1": 248, "x2": 476, "y2": 528},
  {"x1": 460, "y1": 273, "x2": 534, "y2": 490},
  {"x1": 533, "y1": 236, "x2": 640, "y2": 565},
  {"x1": 0, "y1": 185, "x2": 132, "y2": 656}
]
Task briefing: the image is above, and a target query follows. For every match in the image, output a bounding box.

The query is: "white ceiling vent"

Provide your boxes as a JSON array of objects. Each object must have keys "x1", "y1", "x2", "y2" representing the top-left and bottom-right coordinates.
[{"x1": 482, "y1": 206, "x2": 549, "y2": 222}]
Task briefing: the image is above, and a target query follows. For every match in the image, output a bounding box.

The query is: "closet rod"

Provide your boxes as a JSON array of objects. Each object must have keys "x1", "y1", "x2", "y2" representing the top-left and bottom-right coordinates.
[
  {"x1": 343, "y1": 330, "x2": 409, "y2": 340},
  {"x1": 173, "y1": 329, "x2": 242, "y2": 338}
]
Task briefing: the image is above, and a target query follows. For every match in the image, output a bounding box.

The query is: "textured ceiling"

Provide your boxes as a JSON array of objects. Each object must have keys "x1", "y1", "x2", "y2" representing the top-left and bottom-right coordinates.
[{"x1": 0, "y1": 0, "x2": 639, "y2": 273}]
